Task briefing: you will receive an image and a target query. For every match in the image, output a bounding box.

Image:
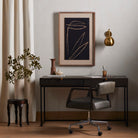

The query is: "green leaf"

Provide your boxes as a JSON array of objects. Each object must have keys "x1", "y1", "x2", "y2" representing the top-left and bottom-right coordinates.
[{"x1": 5, "y1": 48, "x2": 42, "y2": 84}]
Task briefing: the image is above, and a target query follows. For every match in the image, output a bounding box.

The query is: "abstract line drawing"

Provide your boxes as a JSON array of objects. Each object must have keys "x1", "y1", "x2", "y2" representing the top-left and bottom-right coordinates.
[
  {"x1": 65, "y1": 18, "x2": 89, "y2": 60},
  {"x1": 59, "y1": 12, "x2": 95, "y2": 66}
]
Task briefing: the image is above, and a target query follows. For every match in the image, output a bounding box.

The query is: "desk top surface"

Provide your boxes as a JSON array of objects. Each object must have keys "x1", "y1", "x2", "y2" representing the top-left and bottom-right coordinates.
[
  {"x1": 40, "y1": 75, "x2": 127, "y2": 79},
  {"x1": 40, "y1": 75, "x2": 128, "y2": 87}
]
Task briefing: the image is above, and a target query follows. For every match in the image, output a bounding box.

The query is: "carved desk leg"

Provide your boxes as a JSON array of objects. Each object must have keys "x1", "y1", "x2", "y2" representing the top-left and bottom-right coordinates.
[
  {"x1": 14, "y1": 104, "x2": 18, "y2": 124},
  {"x1": 19, "y1": 104, "x2": 23, "y2": 127}
]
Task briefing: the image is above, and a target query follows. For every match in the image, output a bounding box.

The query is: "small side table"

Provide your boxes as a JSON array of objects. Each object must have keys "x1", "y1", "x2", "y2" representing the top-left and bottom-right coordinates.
[{"x1": 7, "y1": 99, "x2": 29, "y2": 127}]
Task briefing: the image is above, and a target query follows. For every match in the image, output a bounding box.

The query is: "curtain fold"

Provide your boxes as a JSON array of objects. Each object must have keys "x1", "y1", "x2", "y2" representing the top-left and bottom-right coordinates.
[{"x1": 0, "y1": 0, "x2": 36, "y2": 122}]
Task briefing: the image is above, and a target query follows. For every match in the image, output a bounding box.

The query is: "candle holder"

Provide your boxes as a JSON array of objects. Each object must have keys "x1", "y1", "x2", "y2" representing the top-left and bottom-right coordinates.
[
  {"x1": 102, "y1": 70, "x2": 107, "y2": 77},
  {"x1": 102, "y1": 65, "x2": 107, "y2": 77}
]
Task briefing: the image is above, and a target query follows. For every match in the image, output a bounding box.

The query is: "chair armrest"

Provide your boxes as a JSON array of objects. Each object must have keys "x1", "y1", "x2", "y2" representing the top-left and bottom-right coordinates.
[
  {"x1": 66, "y1": 88, "x2": 74, "y2": 106},
  {"x1": 66, "y1": 87, "x2": 97, "y2": 106}
]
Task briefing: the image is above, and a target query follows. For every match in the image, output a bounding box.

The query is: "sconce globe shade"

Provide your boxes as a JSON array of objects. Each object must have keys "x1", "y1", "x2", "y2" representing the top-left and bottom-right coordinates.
[
  {"x1": 104, "y1": 29, "x2": 114, "y2": 46},
  {"x1": 104, "y1": 37, "x2": 114, "y2": 46}
]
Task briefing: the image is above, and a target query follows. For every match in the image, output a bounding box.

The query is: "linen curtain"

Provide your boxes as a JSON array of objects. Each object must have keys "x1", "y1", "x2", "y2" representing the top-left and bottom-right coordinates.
[{"x1": 0, "y1": 0, "x2": 36, "y2": 122}]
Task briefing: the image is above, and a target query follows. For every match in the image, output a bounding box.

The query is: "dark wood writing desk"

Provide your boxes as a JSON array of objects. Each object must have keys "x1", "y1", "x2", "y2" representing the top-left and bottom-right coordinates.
[{"x1": 40, "y1": 75, "x2": 128, "y2": 126}]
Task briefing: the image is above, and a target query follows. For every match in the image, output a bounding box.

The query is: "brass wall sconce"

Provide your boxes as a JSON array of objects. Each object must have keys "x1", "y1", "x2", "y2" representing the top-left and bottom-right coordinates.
[{"x1": 104, "y1": 29, "x2": 114, "y2": 46}]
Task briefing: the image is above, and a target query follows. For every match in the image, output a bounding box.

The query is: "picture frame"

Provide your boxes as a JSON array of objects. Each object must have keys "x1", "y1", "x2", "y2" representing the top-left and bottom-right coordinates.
[{"x1": 59, "y1": 12, "x2": 95, "y2": 66}]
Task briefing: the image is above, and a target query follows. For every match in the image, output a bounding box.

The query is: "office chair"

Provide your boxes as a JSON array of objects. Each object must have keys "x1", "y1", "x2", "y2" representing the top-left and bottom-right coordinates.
[{"x1": 66, "y1": 81, "x2": 115, "y2": 136}]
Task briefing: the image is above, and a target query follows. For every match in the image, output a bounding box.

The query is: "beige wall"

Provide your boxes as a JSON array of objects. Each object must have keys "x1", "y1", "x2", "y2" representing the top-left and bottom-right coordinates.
[{"x1": 34, "y1": 0, "x2": 138, "y2": 111}]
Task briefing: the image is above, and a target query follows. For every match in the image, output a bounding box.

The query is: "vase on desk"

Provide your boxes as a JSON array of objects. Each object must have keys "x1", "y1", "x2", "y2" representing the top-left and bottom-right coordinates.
[{"x1": 50, "y1": 58, "x2": 56, "y2": 75}]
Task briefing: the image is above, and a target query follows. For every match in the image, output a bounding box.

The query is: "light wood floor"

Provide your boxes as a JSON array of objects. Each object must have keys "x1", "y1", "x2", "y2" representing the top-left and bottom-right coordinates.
[{"x1": 0, "y1": 121, "x2": 138, "y2": 138}]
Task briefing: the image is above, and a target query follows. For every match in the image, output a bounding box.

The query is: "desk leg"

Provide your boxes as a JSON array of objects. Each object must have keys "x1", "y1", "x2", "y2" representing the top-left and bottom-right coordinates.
[
  {"x1": 124, "y1": 88, "x2": 126, "y2": 122},
  {"x1": 40, "y1": 86, "x2": 43, "y2": 126},
  {"x1": 124, "y1": 87, "x2": 128, "y2": 126},
  {"x1": 44, "y1": 87, "x2": 46, "y2": 122},
  {"x1": 126, "y1": 87, "x2": 128, "y2": 126}
]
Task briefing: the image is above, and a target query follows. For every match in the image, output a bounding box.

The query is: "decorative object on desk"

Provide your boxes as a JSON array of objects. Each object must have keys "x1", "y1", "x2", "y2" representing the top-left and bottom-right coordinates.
[
  {"x1": 50, "y1": 58, "x2": 56, "y2": 75},
  {"x1": 102, "y1": 65, "x2": 107, "y2": 77},
  {"x1": 56, "y1": 69, "x2": 63, "y2": 75},
  {"x1": 59, "y1": 12, "x2": 95, "y2": 66},
  {"x1": 104, "y1": 29, "x2": 114, "y2": 46},
  {"x1": 5, "y1": 48, "x2": 42, "y2": 84}
]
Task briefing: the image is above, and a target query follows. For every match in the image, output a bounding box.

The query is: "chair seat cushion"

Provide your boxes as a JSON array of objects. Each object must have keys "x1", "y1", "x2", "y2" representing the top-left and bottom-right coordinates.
[
  {"x1": 67, "y1": 97, "x2": 110, "y2": 110},
  {"x1": 67, "y1": 97, "x2": 91, "y2": 110},
  {"x1": 93, "y1": 98, "x2": 110, "y2": 110}
]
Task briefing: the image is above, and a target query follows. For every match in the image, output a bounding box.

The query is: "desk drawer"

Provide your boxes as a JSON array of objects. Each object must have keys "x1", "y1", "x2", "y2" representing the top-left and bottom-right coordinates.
[
  {"x1": 114, "y1": 79, "x2": 128, "y2": 87},
  {"x1": 40, "y1": 79, "x2": 84, "y2": 87},
  {"x1": 105, "y1": 78, "x2": 128, "y2": 87}
]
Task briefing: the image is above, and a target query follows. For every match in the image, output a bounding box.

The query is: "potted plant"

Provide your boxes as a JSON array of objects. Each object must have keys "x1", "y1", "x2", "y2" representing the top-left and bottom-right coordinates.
[
  {"x1": 5, "y1": 48, "x2": 42, "y2": 84},
  {"x1": 5, "y1": 49, "x2": 42, "y2": 125}
]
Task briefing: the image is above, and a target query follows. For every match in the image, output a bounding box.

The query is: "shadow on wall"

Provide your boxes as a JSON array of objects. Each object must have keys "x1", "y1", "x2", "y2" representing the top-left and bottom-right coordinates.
[
  {"x1": 95, "y1": 40, "x2": 105, "y2": 48},
  {"x1": 53, "y1": 13, "x2": 59, "y2": 66}
]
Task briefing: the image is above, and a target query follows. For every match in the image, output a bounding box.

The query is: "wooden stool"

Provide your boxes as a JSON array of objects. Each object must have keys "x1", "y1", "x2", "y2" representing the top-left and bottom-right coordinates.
[{"x1": 7, "y1": 99, "x2": 29, "y2": 127}]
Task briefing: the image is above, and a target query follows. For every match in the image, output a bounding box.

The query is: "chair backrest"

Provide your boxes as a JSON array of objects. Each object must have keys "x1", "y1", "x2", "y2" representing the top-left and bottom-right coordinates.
[{"x1": 98, "y1": 81, "x2": 115, "y2": 95}]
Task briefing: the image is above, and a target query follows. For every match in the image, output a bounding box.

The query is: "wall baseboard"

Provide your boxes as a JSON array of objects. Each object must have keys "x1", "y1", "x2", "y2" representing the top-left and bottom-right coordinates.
[{"x1": 36, "y1": 111, "x2": 138, "y2": 121}]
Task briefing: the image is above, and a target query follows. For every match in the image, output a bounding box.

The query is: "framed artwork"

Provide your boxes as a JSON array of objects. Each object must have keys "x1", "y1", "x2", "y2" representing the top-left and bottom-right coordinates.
[{"x1": 59, "y1": 12, "x2": 95, "y2": 66}]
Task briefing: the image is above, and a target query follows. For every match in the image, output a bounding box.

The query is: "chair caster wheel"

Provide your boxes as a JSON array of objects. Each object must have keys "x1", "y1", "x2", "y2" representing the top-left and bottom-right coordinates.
[
  {"x1": 107, "y1": 126, "x2": 112, "y2": 130},
  {"x1": 69, "y1": 129, "x2": 72, "y2": 134},
  {"x1": 98, "y1": 131, "x2": 102, "y2": 136},
  {"x1": 79, "y1": 125, "x2": 83, "y2": 129}
]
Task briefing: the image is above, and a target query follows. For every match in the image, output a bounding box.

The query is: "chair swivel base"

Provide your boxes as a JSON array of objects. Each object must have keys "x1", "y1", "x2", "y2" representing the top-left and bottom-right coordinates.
[{"x1": 68, "y1": 119, "x2": 111, "y2": 136}]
